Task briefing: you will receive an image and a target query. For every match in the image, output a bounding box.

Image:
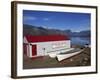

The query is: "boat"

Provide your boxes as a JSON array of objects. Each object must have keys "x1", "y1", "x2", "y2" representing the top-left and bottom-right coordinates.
[
  {"x1": 56, "y1": 48, "x2": 84, "y2": 61},
  {"x1": 48, "y1": 48, "x2": 75, "y2": 58}
]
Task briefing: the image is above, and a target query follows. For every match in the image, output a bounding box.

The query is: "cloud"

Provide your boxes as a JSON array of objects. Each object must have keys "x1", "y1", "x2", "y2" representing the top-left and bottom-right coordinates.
[
  {"x1": 43, "y1": 18, "x2": 49, "y2": 21},
  {"x1": 23, "y1": 16, "x2": 37, "y2": 21},
  {"x1": 23, "y1": 16, "x2": 50, "y2": 22}
]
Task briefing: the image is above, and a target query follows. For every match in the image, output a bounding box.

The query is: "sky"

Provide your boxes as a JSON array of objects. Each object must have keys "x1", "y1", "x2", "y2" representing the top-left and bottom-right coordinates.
[{"x1": 23, "y1": 10, "x2": 91, "y2": 32}]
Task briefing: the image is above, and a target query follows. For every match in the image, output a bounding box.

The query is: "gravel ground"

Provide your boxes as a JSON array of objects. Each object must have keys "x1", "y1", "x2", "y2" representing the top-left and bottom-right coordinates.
[{"x1": 23, "y1": 47, "x2": 91, "y2": 69}]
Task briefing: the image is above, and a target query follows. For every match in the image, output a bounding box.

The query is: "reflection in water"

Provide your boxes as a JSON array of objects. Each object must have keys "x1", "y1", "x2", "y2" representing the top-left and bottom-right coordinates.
[{"x1": 71, "y1": 37, "x2": 90, "y2": 46}]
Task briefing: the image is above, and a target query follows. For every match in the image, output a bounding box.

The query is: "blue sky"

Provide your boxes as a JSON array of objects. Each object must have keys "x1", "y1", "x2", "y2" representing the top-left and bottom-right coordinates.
[{"x1": 23, "y1": 10, "x2": 90, "y2": 32}]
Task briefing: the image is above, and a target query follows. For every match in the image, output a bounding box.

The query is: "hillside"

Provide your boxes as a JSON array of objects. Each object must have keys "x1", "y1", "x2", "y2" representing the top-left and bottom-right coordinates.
[{"x1": 23, "y1": 24, "x2": 90, "y2": 37}]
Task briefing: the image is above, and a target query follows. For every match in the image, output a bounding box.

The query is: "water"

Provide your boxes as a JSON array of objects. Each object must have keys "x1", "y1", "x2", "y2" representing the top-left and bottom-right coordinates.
[{"x1": 70, "y1": 37, "x2": 90, "y2": 46}]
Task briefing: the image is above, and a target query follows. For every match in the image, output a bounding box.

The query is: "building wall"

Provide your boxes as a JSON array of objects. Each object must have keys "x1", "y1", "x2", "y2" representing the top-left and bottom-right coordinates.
[{"x1": 30, "y1": 40, "x2": 71, "y2": 57}]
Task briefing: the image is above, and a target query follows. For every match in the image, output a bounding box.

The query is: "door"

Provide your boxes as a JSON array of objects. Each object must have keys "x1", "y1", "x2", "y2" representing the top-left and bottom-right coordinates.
[{"x1": 32, "y1": 45, "x2": 37, "y2": 56}]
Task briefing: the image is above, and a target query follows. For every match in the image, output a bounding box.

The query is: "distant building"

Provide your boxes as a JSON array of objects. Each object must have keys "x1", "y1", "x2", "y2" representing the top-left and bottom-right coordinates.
[{"x1": 23, "y1": 35, "x2": 70, "y2": 58}]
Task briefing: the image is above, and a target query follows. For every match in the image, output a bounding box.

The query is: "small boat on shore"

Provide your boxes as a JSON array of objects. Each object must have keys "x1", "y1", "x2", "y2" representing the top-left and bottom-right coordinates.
[
  {"x1": 57, "y1": 48, "x2": 84, "y2": 61},
  {"x1": 48, "y1": 48, "x2": 75, "y2": 58}
]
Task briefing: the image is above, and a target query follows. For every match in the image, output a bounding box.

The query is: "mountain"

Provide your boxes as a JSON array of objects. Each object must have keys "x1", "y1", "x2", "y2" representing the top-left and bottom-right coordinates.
[
  {"x1": 23, "y1": 24, "x2": 67, "y2": 36},
  {"x1": 23, "y1": 24, "x2": 90, "y2": 37},
  {"x1": 69, "y1": 30, "x2": 90, "y2": 37}
]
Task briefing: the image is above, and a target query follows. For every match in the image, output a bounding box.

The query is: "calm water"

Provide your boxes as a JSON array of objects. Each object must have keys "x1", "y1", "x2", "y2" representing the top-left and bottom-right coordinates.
[{"x1": 71, "y1": 37, "x2": 90, "y2": 46}]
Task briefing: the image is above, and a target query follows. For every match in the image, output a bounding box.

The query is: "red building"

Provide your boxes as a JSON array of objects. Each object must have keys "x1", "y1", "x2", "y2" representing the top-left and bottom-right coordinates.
[{"x1": 23, "y1": 35, "x2": 71, "y2": 58}]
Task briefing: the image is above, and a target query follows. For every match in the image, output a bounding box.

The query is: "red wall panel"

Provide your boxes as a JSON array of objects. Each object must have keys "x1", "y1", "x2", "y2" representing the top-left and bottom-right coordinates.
[{"x1": 32, "y1": 45, "x2": 37, "y2": 56}]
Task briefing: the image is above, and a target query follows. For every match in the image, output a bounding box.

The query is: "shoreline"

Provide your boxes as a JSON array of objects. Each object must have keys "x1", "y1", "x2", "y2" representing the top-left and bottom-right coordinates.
[{"x1": 23, "y1": 45, "x2": 91, "y2": 69}]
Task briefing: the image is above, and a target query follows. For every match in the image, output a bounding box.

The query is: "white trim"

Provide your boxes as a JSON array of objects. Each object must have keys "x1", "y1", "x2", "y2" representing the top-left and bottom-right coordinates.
[
  {"x1": 27, "y1": 45, "x2": 30, "y2": 57},
  {"x1": 23, "y1": 37, "x2": 28, "y2": 43},
  {"x1": 29, "y1": 45, "x2": 32, "y2": 57}
]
